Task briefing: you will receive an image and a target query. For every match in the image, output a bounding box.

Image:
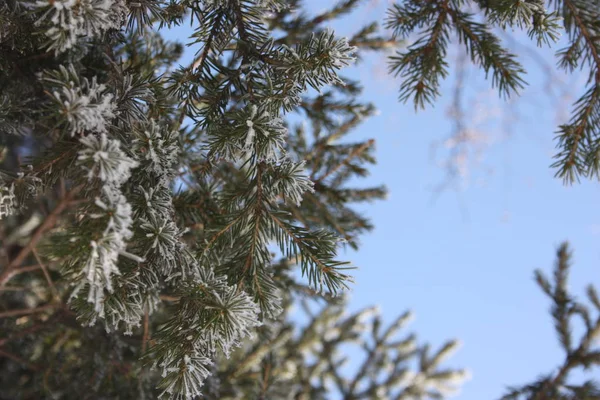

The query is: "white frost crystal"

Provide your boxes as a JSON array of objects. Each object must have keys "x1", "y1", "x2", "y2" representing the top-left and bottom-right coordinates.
[
  {"x1": 270, "y1": 159, "x2": 314, "y2": 206},
  {"x1": 51, "y1": 76, "x2": 117, "y2": 136},
  {"x1": 0, "y1": 170, "x2": 43, "y2": 221},
  {"x1": 154, "y1": 268, "x2": 261, "y2": 400},
  {"x1": 131, "y1": 120, "x2": 180, "y2": 187},
  {"x1": 327, "y1": 34, "x2": 357, "y2": 69},
  {"x1": 72, "y1": 188, "x2": 136, "y2": 316},
  {"x1": 78, "y1": 133, "x2": 138, "y2": 184},
  {"x1": 0, "y1": 183, "x2": 15, "y2": 220},
  {"x1": 32, "y1": 0, "x2": 127, "y2": 53},
  {"x1": 241, "y1": 104, "x2": 286, "y2": 162},
  {"x1": 74, "y1": 133, "x2": 142, "y2": 327}
]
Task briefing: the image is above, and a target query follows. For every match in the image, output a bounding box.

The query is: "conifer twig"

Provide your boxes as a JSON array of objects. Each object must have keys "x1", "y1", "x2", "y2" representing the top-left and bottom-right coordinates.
[
  {"x1": 564, "y1": 0, "x2": 600, "y2": 82},
  {"x1": 0, "y1": 185, "x2": 82, "y2": 288},
  {"x1": 32, "y1": 248, "x2": 59, "y2": 302},
  {"x1": 175, "y1": 9, "x2": 224, "y2": 130},
  {"x1": 314, "y1": 139, "x2": 375, "y2": 184},
  {"x1": 532, "y1": 317, "x2": 600, "y2": 400},
  {"x1": 0, "y1": 349, "x2": 40, "y2": 371},
  {"x1": 0, "y1": 265, "x2": 42, "y2": 287},
  {"x1": 0, "y1": 304, "x2": 55, "y2": 319},
  {"x1": 142, "y1": 308, "x2": 150, "y2": 354}
]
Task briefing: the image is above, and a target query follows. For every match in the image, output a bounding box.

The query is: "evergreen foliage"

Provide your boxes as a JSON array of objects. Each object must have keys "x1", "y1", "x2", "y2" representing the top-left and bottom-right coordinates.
[
  {"x1": 385, "y1": 0, "x2": 600, "y2": 183},
  {"x1": 501, "y1": 243, "x2": 600, "y2": 399},
  {"x1": 0, "y1": 0, "x2": 468, "y2": 399},
  {"x1": 2, "y1": 0, "x2": 600, "y2": 399}
]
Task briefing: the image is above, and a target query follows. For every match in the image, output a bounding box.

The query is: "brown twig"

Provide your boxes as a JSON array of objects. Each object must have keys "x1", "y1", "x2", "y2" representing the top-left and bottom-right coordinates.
[
  {"x1": 0, "y1": 286, "x2": 27, "y2": 292},
  {"x1": 0, "y1": 304, "x2": 55, "y2": 319},
  {"x1": 32, "y1": 248, "x2": 60, "y2": 302},
  {"x1": 159, "y1": 295, "x2": 180, "y2": 302},
  {"x1": 141, "y1": 308, "x2": 150, "y2": 354},
  {"x1": 0, "y1": 185, "x2": 82, "y2": 288},
  {"x1": 0, "y1": 349, "x2": 40, "y2": 371},
  {"x1": 564, "y1": 0, "x2": 600, "y2": 82},
  {"x1": 314, "y1": 139, "x2": 375, "y2": 184},
  {"x1": 0, "y1": 265, "x2": 41, "y2": 287}
]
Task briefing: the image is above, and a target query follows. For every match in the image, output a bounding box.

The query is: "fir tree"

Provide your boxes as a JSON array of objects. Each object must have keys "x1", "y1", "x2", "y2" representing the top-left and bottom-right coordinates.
[
  {"x1": 501, "y1": 243, "x2": 600, "y2": 399},
  {"x1": 0, "y1": 1, "x2": 468, "y2": 399},
  {"x1": 3, "y1": 0, "x2": 600, "y2": 398}
]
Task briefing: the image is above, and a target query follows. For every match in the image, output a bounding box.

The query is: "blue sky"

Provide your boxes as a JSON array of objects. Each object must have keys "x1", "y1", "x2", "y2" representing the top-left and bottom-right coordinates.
[
  {"x1": 165, "y1": 2, "x2": 600, "y2": 398},
  {"x1": 316, "y1": 2, "x2": 600, "y2": 398}
]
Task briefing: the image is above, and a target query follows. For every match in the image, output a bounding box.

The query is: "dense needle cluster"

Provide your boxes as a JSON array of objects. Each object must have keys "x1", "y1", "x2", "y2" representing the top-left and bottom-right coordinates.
[{"x1": 31, "y1": 0, "x2": 127, "y2": 53}]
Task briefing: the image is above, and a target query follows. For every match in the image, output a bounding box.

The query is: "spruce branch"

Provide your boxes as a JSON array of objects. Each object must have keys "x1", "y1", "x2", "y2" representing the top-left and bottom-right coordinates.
[
  {"x1": 269, "y1": 212, "x2": 353, "y2": 295},
  {"x1": 443, "y1": 5, "x2": 526, "y2": 98},
  {"x1": 502, "y1": 243, "x2": 600, "y2": 399},
  {"x1": 314, "y1": 139, "x2": 375, "y2": 184},
  {"x1": 387, "y1": 0, "x2": 526, "y2": 108},
  {"x1": 550, "y1": 0, "x2": 600, "y2": 182},
  {"x1": 388, "y1": 0, "x2": 451, "y2": 108},
  {"x1": 175, "y1": 8, "x2": 226, "y2": 130}
]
